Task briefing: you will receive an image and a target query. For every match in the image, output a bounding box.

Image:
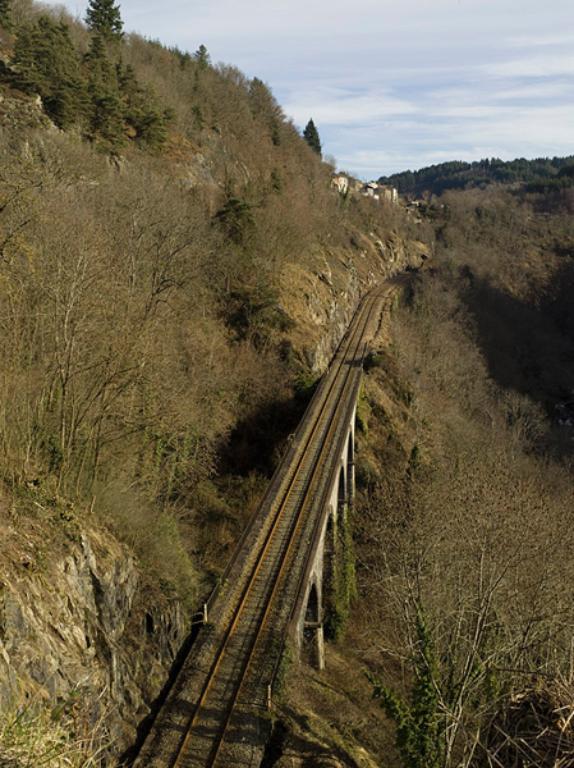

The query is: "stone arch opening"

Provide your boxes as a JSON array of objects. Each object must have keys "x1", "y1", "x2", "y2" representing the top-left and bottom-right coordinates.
[
  {"x1": 323, "y1": 506, "x2": 339, "y2": 642},
  {"x1": 305, "y1": 583, "x2": 320, "y2": 624},
  {"x1": 324, "y1": 505, "x2": 337, "y2": 580},
  {"x1": 302, "y1": 582, "x2": 323, "y2": 667},
  {"x1": 338, "y1": 465, "x2": 346, "y2": 511},
  {"x1": 346, "y1": 430, "x2": 355, "y2": 508}
]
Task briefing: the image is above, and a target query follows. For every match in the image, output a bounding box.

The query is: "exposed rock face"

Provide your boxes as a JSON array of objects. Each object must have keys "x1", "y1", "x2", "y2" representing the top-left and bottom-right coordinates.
[
  {"x1": 0, "y1": 87, "x2": 53, "y2": 131},
  {"x1": 281, "y1": 234, "x2": 429, "y2": 374},
  {"x1": 0, "y1": 517, "x2": 186, "y2": 755}
]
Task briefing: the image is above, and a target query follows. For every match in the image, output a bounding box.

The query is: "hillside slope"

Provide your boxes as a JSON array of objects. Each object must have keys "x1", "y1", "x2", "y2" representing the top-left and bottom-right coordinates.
[
  {"x1": 343, "y1": 183, "x2": 574, "y2": 768},
  {"x1": 0, "y1": 2, "x2": 432, "y2": 763},
  {"x1": 263, "y1": 180, "x2": 574, "y2": 768}
]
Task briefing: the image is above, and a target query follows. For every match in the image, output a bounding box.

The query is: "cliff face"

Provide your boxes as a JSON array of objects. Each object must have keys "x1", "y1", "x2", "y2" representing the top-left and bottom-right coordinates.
[
  {"x1": 0, "y1": 503, "x2": 186, "y2": 756},
  {"x1": 0, "y1": 89, "x2": 53, "y2": 131},
  {"x1": 281, "y1": 233, "x2": 429, "y2": 374}
]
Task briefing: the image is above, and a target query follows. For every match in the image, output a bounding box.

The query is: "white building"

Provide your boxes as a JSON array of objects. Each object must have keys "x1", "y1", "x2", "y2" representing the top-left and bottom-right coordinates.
[
  {"x1": 361, "y1": 182, "x2": 399, "y2": 204},
  {"x1": 331, "y1": 174, "x2": 350, "y2": 195}
]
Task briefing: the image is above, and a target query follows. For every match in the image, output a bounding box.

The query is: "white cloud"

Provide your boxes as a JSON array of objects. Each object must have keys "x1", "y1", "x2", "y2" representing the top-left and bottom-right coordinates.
[
  {"x1": 283, "y1": 89, "x2": 418, "y2": 127},
  {"x1": 484, "y1": 54, "x2": 574, "y2": 79},
  {"x1": 461, "y1": 105, "x2": 574, "y2": 147},
  {"x1": 507, "y1": 33, "x2": 574, "y2": 48},
  {"x1": 57, "y1": 0, "x2": 574, "y2": 177},
  {"x1": 490, "y1": 82, "x2": 573, "y2": 101},
  {"x1": 429, "y1": 81, "x2": 573, "y2": 104}
]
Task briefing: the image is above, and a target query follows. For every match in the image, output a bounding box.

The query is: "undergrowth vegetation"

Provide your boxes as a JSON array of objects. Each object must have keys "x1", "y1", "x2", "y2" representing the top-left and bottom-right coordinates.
[
  {"x1": 359, "y1": 188, "x2": 574, "y2": 767},
  {"x1": 0, "y1": 693, "x2": 109, "y2": 767}
]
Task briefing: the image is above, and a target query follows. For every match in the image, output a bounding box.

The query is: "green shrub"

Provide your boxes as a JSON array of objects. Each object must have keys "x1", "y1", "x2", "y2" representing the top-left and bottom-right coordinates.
[{"x1": 368, "y1": 608, "x2": 444, "y2": 768}]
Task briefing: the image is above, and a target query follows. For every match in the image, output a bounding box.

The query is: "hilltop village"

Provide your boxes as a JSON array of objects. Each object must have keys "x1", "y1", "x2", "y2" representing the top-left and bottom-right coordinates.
[{"x1": 331, "y1": 173, "x2": 400, "y2": 204}]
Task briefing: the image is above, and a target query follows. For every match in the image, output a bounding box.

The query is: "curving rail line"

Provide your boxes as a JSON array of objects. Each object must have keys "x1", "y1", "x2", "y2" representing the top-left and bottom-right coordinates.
[{"x1": 133, "y1": 283, "x2": 397, "y2": 768}]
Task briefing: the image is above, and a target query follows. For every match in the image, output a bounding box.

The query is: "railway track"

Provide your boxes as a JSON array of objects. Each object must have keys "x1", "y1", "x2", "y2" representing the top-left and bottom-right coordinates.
[{"x1": 133, "y1": 282, "x2": 398, "y2": 768}]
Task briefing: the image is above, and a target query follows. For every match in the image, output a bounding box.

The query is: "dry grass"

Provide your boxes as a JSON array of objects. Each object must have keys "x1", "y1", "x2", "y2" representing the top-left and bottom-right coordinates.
[
  {"x1": 0, "y1": 696, "x2": 110, "y2": 768},
  {"x1": 487, "y1": 676, "x2": 574, "y2": 768}
]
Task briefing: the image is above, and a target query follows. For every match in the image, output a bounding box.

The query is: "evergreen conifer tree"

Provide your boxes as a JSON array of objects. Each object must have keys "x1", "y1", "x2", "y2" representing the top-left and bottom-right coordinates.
[
  {"x1": 84, "y1": 34, "x2": 124, "y2": 147},
  {"x1": 0, "y1": 0, "x2": 12, "y2": 30},
  {"x1": 85, "y1": 0, "x2": 123, "y2": 42},
  {"x1": 193, "y1": 44, "x2": 210, "y2": 69},
  {"x1": 303, "y1": 118, "x2": 322, "y2": 156},
  {"x1": 118, "y1": 62, "x2": 169, "y2": 148},
  {"x1": 11, "y1": 17, "x2": 87, "y2": 128}
]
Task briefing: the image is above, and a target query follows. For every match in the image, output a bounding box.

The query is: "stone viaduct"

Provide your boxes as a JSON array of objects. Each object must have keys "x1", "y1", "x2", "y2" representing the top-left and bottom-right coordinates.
[
  {"x1": 290, "y1": 402, "x2": 357, "y2": 671},
  {"x1": 132, "y1": 285, "x2": 400, "y2": 767}
]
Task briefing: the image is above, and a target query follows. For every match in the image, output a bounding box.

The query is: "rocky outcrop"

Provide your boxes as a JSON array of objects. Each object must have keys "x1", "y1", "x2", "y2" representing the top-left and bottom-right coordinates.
[
  {"x1": 0, "y1": 512, "x2": 186, "y2": 756},
  {"x1": 280, "y1": 233, "x2": 429, "y2": 374},
  {"x1": 0, "y1": 86, "x2": 53, "y2": 131}
]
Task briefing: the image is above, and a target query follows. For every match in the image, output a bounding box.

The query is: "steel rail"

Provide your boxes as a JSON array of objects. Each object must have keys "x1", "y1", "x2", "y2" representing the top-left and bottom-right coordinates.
[
  {"x1": 134, "y1": 295, "x2": 373, "y2": 767},
  {"x1": 250, "y1": 287, "x2": 399, "y2": 714},
  {"x1": 195, "y1": 288, "x2": 370, "y2": 627},
  {"x1": 285, "y1": 285, "x2": 399, "y2": 654},
  {"x1": 204, "y1": 301, "x2": 380, "y2": 767},
  {"x1": 169, "y1": 289, "x2": 385, "y2": 767}
]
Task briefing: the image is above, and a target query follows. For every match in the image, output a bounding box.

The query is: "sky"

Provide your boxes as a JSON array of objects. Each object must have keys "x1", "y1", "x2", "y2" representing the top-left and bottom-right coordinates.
[{"x1": 61, "y1": 0, "x2": 574, "y2": 179}]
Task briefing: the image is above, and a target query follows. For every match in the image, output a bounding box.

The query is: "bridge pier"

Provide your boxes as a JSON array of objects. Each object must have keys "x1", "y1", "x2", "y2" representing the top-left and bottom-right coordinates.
[{"x1": 294, "y1": 414, "x2": 358, "y2": 669}]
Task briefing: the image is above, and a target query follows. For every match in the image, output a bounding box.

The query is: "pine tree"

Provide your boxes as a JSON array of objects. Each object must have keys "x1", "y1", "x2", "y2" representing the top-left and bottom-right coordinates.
[
  {"x1": 118, "y1": 63, "x2": 169, "y2": 148},
  {"x1": 85, "y1": 0, "x2": 124, "y2": 42},
  {"x1": 84, "y1": 34, "x2": 124, "y2": 147},
  {"x1": 214, "y1": 197, "x2": 254, "y2": 245},
  {"x1": 193, "y1": 44, "x2": 210, "y2": 69},
  {"x1": 0, "y1": 0, "x2": 12, "y2": 30},
  {"x1": 11, "y1": 17, "x2": 87, "y2": 128},
  {"x1": 303, "y1": 118, "x2": 322, "y2": 156}
]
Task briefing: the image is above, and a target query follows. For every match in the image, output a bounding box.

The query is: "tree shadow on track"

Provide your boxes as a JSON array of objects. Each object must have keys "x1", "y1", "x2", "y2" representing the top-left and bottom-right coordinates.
[{"x1": 218, "y1": 383, "x2": 319, "y2": 478}]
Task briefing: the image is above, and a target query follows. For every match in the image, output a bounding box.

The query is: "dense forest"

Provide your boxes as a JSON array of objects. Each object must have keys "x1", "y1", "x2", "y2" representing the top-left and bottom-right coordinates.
[
  {"x1": 353, "y1": 183, "x2": 574, "y2": 767},
  {"x1": 379, "y1": 155, "x2": 574, "y2": 197}
]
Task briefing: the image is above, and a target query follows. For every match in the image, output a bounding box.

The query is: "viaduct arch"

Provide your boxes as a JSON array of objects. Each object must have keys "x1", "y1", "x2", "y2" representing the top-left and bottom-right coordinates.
[{"x1": 292, "y1": 403, "x2": 357, "y2": 669}]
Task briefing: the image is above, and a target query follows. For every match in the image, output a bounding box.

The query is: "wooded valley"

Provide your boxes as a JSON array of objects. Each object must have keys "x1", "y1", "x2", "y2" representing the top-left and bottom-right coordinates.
[{"x1": 1, "y1": 0, "x2": 574, "y2": 765}]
